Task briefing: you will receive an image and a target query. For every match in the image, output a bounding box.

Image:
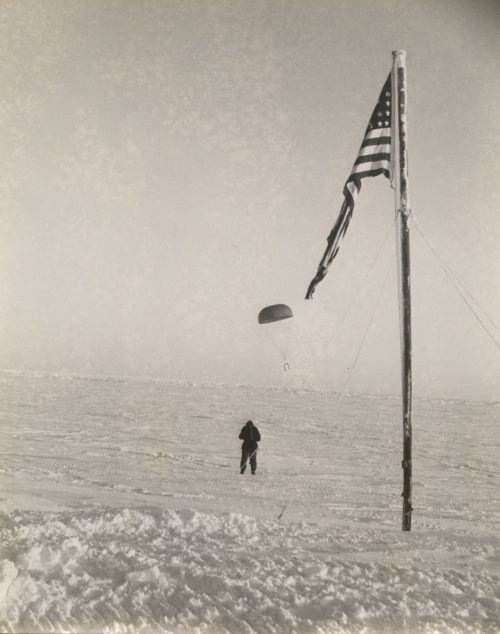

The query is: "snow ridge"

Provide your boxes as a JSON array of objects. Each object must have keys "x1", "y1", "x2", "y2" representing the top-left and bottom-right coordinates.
[{"x1": 1, "y1": 507, "x2": 499, "y2": 634}]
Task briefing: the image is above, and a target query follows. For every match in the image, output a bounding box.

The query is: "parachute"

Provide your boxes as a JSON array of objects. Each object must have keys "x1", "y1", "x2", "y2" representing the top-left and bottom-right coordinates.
[
  {"x1": 258, "y1": 304, "x2": 293, "y2": 324},
  {"x1": 258, "y1": 304, "x2": 293, "y2": 371}
]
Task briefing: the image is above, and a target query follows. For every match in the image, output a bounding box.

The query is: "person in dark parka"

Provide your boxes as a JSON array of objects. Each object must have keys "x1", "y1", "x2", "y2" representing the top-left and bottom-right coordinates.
[{"x1": 239, "y1": 420, "x2": 261, "y2": 475}]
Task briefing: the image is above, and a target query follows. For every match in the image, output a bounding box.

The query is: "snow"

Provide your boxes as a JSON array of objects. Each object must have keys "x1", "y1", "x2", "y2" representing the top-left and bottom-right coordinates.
[{"x1": 0, "y1": 372, "x2": 499, "y2": 633}]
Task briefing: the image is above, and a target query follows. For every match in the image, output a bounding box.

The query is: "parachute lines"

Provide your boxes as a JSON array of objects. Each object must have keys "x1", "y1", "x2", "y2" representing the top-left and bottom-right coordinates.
[{"x1": 258, "y1": 304, "x2": 294, "y2": 369}]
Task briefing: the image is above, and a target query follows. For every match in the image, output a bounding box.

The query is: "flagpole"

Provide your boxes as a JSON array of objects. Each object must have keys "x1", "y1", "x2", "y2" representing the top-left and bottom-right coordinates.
[{"x1": 392, "y1": 50, "x2": 413, "y2": 531}]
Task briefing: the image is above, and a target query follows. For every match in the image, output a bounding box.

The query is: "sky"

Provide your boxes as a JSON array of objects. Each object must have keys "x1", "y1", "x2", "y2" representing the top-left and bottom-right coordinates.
[{"x1": 1, "y1": 0, "x2": 499, "y2": 401}]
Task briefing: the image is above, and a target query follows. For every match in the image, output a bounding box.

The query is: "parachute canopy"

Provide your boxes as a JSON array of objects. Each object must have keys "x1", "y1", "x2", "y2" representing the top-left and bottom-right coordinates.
[
  {"x1": 258, "y1": 304, "x2": 293, "y2": 324},
  {"x1": 258, "y1": 304, "x2": 294, "y2": 370}
]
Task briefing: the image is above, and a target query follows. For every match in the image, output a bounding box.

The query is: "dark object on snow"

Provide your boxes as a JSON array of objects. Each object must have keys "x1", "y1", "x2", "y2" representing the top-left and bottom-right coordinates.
[{"x1": 239, "y1": 420, "x2": 261, "y2": 475}]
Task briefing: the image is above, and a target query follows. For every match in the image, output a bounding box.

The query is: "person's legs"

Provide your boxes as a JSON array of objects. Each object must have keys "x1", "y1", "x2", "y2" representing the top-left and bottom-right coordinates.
[
  {"x1": 240, "y1": 449, "x2": 249, "y2": 474},
  {"x1": 250, "y1": 451, "x2": 257, "y2": 474}
]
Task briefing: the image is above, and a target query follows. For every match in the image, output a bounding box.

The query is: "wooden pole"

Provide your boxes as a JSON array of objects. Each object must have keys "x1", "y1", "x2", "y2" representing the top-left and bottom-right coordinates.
[{"x1": 392, "y1": 50, "x2": 413, "y2": 531}]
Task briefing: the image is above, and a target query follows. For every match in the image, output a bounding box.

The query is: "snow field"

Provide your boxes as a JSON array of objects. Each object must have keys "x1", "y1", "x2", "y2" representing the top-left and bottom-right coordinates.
[{"x1": 0, "y1": 373, "x2": 499, "y2": 633}]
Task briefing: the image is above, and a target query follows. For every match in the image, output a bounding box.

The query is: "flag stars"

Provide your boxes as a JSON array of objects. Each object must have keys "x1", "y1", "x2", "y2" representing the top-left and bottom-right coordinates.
[{"x1": 367, "y1": 75, "x2": 392, "y2": 129}]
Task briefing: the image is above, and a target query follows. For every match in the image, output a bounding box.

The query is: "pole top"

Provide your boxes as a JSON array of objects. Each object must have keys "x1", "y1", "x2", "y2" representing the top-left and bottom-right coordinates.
[{"x1": 392, "y1": 50, "x2": 406, "y2": 61}]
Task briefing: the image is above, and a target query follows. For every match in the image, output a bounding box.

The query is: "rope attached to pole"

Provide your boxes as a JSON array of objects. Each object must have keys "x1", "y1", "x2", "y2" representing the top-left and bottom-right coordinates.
[
  {"x1": 337, "y1": 247, "x2": 397, "y2": 403},
  {"x1": 325, "y1": 216, "x2": 397, "y2": 352},
  {"x1": 412, "y1": 214, "x2": 500, "y2": 350}
]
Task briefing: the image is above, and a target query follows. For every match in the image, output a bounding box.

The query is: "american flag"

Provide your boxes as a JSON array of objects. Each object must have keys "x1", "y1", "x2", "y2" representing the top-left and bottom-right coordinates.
[{"x1": 306, "y1": 73, "x2": 393, "y2": 299}]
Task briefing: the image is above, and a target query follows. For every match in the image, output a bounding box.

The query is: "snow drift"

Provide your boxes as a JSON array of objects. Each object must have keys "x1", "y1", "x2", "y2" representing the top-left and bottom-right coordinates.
[{"x1": 0, "y1": 372, "x2": 499, "y2": 633}]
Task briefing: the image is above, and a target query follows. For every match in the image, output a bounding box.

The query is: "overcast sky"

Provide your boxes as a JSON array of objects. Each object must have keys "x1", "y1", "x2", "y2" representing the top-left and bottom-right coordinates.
[{"x1": 1, "y1": 0, "x2": 499, "y2": 401}]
